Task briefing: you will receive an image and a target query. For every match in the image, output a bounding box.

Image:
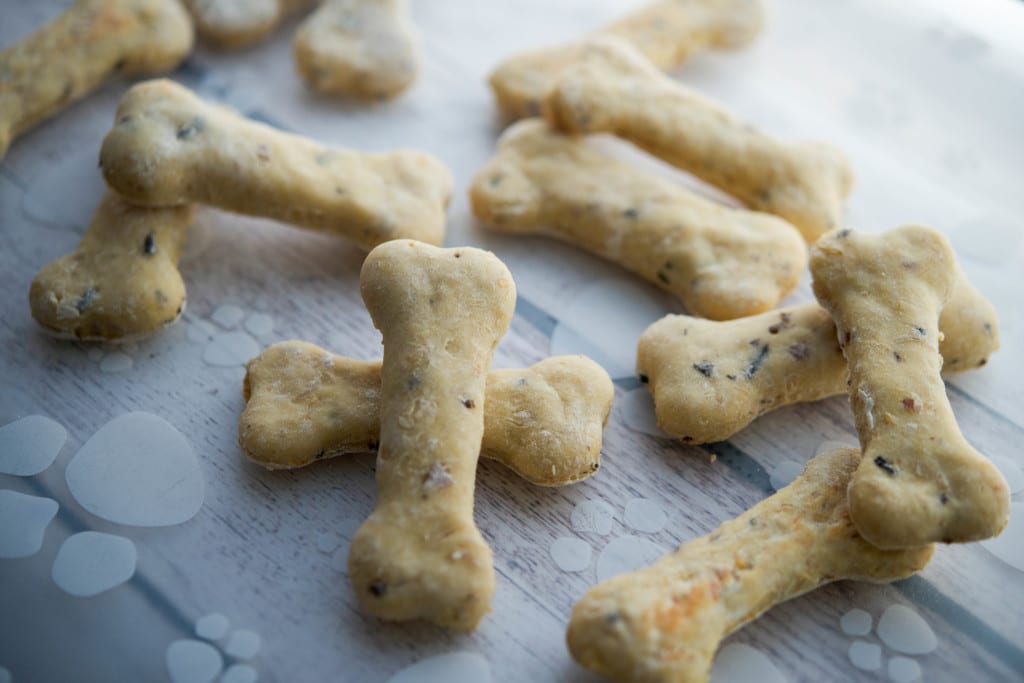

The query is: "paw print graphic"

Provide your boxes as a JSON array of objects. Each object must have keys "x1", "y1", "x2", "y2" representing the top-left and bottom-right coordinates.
[
  {"x1": 840, "y1": 604, "x2": 937, "y2": 682},
  {"x1": 186, "y1": 304, "x2": 275, "y2": 368},
  {"x1": 0, "y1": 413, "x2": 205, "y2": 678},
  {"x1": 166, "y1": 613, "x2": 262, "y2": 683}
]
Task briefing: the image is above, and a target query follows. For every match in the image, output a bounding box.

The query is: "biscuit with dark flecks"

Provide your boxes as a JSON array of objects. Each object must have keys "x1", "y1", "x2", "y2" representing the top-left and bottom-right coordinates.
[
  {"x1": 489, "y1": 0, "x2": 765, "y2": 120},
  {"x1": 811, "y1": 225, "x2": 1009, "y2": 548},
  {"x1": 0, "y1": 0, "x2": 193, "y2": 159},
  {"x1": 568, "y1": 447, "x2": 933, "y2": 683},
  {"x1": 470, "y1": 119, "x2": 806, "y2": 320},
  {"x1": 348, "y1": 240, "x2": 515, "y2": 630},
  {"x1": 240, "y1": 341, "x2": 613, "y2": 486},
  {"x1": 100, "y1": 79, "x2": 451, "y2": 250},
  {"x1": 543, "y1": 37, "x2": 853, "y2": 242}
]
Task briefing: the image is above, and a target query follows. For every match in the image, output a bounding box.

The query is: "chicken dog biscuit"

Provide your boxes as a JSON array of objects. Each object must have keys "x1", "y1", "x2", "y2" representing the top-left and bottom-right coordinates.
[
  {"x1": 0, "y1": 0, "x2": 193, "y2": 158},
  {"x1": 811, "y1": 226, "x2": 1009, "y2": 548},
  {"x1": 240, "y1": 341, "x2": 613, "y2": 486},
  {"x1": 489, "y1": 0, "x2": 765, "y2": 119},
  {"x1": 294, "y1": 0, "x2": 419, "y2": 99},
  {"x1": 29, "y1": 192, "x2": 193, "y2": 341},
  {"x1": 99, "y1": 79, "x2": 451, "y2": 250},
  {"x1": 637, "y1": 268, "x2": 999, "y2": 443},
  {"x1": 567, "y1": 447, "x2": 933, "y2": 683},
  {"x1": 470, "y1": 120, "x2": 806, "y2": 320},
  {"x1": 348, "y1": 240, "x2": 515, "y2": 630},
  {"x1": 544, "y1": 37, "x2": 853, "y2": 242}
]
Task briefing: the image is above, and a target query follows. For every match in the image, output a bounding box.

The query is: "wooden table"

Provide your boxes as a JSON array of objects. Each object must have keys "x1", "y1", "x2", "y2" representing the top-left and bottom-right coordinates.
[{"x1": 1, "y1": 1, "x2": 1022, "y2": 681}]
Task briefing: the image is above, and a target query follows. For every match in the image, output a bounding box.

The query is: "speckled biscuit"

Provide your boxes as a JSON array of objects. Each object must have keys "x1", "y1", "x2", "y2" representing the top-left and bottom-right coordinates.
[
  {"x1": 293, "y1": 0, "x2": 418, "y2": 99},
  {"x1": 811, "y1": 226, "x2": 1009, "y2": 548},
  {"x1": 489, "y1": 0, "x2": 765, "y2": 120},
  {"x1": 543, "y1": 37, "x2": 853, "y2": 243},
  {"x1": 184, "y1": 0, "x2": 314, "y2": 48},
  {"x1": 29, "y1": 192, "x2": 193, "y2": 341},
  {"x1": 348, "y1": 240, "x2": 516, "y2": 630},
  {"x1": 99, "y1": 79, "x2": 451, "y2": 249},
  {"x1": 567, "y1": 447, "x2": 934, "y2": 683},
  {"x1": 470, "y1": 120, "x2": 806, "y2": 320},
  {"x1": 240, "y1": 341, "x2": 613, "y2": 485},
  {"x1": 0, "y1": 0, "x2": 193, "y2": 159},
  {"x1": 638, "y1": 269, "x2": 1000, "y2": 443}
]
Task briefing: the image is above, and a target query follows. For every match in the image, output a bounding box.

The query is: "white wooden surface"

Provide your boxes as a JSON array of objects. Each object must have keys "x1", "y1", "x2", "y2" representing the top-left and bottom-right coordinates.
[{"x1": 1, "y1": 1, "x2": 1023, "y2": 682}]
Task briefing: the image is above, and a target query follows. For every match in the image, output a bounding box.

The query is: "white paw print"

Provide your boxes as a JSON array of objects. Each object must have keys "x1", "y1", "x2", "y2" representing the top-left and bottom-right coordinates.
[
  {"x1": 187, "y1": 304, "x2": 273, "y2": 368},
  {"x1": 840, "y1": 604, "x2": 937, "y2": 682},
  {"x1": 0, "y1": 413, "x2": 206, "y2": 676},
  {"x1": 166, "y1": 613, "x2": 261, "y2": 683},
  {"x1": 84, "y1": 340, "x2": 137, "y2": 373}
]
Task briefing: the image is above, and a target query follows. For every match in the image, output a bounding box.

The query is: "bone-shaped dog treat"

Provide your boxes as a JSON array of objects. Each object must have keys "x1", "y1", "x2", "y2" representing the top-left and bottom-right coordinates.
[
  {"x1": 240, "y1": 341, "x2": 613, "y2": 485},
  {"x1": 0, "y1": 0, "x2": 193, "y2": 159},
  {"x1": 99, "y1": 79, "x2": 451, "y2": 250},
  {"x1": 637, "y1": 269, "x2": 1000, "y2": 444},
  {"x1": 349, "y1": 240, "x2": 515, "y2": 630},
  {"x1": 184, "y1": 0, "x2": 314, "y2": 48},
  {"x1": 810, "y1": 226, "x2": 1009, "y2": 548},
  {"x1": 567, "y1": 447, "x2": 934, "y2": 683},
  {"x1": 543, "y1": 37, "x2": 854, "y2": 243},
  {"x1": 293, "y1": 0, "x2": 419, "y2": 99},
  {"x1": 29, "y1": 192, "x2": 193, "y2": 341},
  {"x1": 488, "y1": 0, "x2": 765, "y2": 120},
  {"x1": 470, "y1": 120, "x2": 806, "y2": 321}
]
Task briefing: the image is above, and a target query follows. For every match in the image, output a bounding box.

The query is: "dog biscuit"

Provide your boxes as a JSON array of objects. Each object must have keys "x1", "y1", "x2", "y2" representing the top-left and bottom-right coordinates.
[
  {"x1": 348, "y1": 240, "x2": 515, "y2": 630},
  {"x1": 567, "y1": 447, "x2": 934, "y2": 683},
  {"x1": 29, "y1": 192, "x2": 193, "y2": 341},
  {"x1": 811, "y1": 226, "x2": 1009, "y2": 548},
  {"x1": 0, "y1": 0, "x2": 193, "y2": 159},
  {"x1": 99, "y1": 79, "x2": 451, "y2": 250},
  {"x1": 470, "y1": 120, "x2": 806, "y2": 320},
  {"x1": 293, "y1": 0, "x2": 419, "y2": 99},
  {"x1": 489, "y1": 0, "x2": 765, "y2": 119},
  {"x1": 240, "y1": 341, "x2": 613, "y2": 486},
  {"x1": 637, "y1": 268, "x2": 1000, "y2": 443},
  {"x1": 543, "y1": 37, "x2": 853, "y2": 242},
  {"x1": 184, "y1": 0, "x2": 314, "y2": 48}
]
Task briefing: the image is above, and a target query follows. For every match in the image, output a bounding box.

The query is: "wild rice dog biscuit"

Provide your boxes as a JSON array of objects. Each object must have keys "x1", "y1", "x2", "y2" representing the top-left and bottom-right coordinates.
[
  {"x1": 638, "y1": 270, "x2": 1000, "y2": 443},
  {"x1": 567, "y1": 447, "x2": 933, "y2": 683},
  {"x1": 489, "y1": 0, "x2": 765, "y2": 119},
  {"x1": 184, "y1": 0, "x2": 314, "y2": 48},
  {"x1": 100, "y1": 79, "x2": 451, "y2": 250},
  {"x1": 29, "y1": 192, "x2": 193, "y2": 341},
  {"x1": 543, "y1": 38, "x2": 853, "y2": 243},
  {"x1": 470, "y1": 120, "x2": 806, "y2": 321},
  {"x1": 811, "y1": 226, "x2": 1009, "y2": 548},
  {"x1": 349, "y1": 240, "x2": 515, "y2": 630},
  {"x1": 294, "y1": 0, "x2": 419, "y2": 99},
  {"x1": 240, "y1": 341, "x2": 613, "y2": 485},
  {"x1": 0, "y1": 0, "x2": 193, "y2": 159}
]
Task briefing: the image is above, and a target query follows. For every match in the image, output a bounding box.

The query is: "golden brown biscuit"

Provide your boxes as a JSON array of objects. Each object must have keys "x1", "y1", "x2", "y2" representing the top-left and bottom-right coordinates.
[
  {"x1": 348, "y1": 240, "x2": 515, "y2": 630},
  {"x1": 543, "y1": 37, "x2": 853, "y2": 242},
  {"x1": 567, "y1": 447, "x2": 933, "y2": 683},
  {"x1": 293, "y1": 0, "x2": 419, "y2": 99},
  {"x1": 99, "y1": 79, "x2": 451, "y2": 250},
  {"x1": 637, "y1": 269, "x2": 1000, "y2": 443},
  {"x1": 0, "y1": 0, "x2": 193, "y2": 158},
  {"x1": 240, "y1": 341, "x2": 613, "y2": 486},
  {"x1": 811, "y1": 226, "x2": 1009, "y2": 548},
  {"x1": 489, "y1": 0, "x2": 765, "y2": 119},
  {"x1": 184, "y1": 0, "x2": 314, "y2": 48},
  {"x1": 470, "y1": 120, "x2": 806, "y2": 320},
  {"x1": 29, "y1": 192, "x2": 193, "y2": 341}
]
